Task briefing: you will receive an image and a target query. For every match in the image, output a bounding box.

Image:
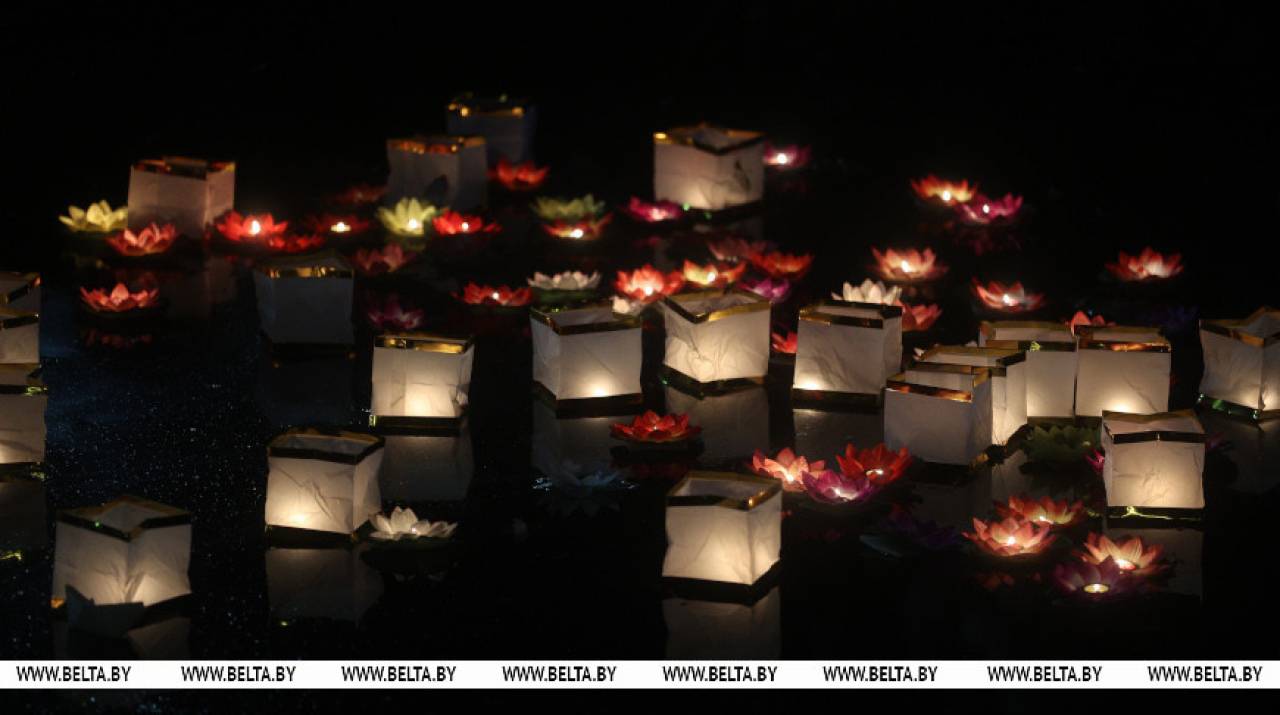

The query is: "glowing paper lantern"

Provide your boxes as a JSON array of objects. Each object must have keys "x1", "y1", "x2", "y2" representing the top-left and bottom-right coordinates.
[
  {"x1": 370, "y1": 333, "x2": 474, "y2": 430},
  {"x1": 654, "y1": 124, "x2": 765, "y2": 211},
  {"x1": 0, "y1": 364, "x2": 46, "y2": 465},
  {"x1": 1, "y1": 271, "x2": 39, "y2": 313},
  {"x1": 446, "y1": 92, "x2": 537, "y2": 165},
  {"x1": 264, "y1": 428, "x2": 384, "y2": 535},
  {"x1": 52, "y1": 496, "x2": 192, "y2": 635},
  {"x1": 253, "y1": 253, "x2": 354, "y2": 346},
  {"x1": 979, "y1": 321, "x2": 1078, "y2": 418},
  {"x1": 1102, "y1": 410, "x2": 1205, "y2": 511},
  {"x1": 531, "y1": 304, "x2": 642, "y2": 404},
  {"x1": 1073, "y1": 326, "x2": 1171, "y2": 417},
  {"x1": 1198, "y1": 307, "x2": 1280, "y2": 418},
  {"x1": 664, "y1": 384, "x2": 768, "y2": 465},
  {"x1": 379, "y1": 432, "x2": 474, "y2": 503},
  {"x1": 661, "y1": 289, "x2": 771, "y2": 386},
  {"x1": 126, "y1": 157, "x2": 234, "y2": 237},
  {"x1": 266, "y1": 544, "x2": 383, "y2": 623},
  {"x1": 915, "y1": 345, "x2": 1027, "y2": 444},
  {"x1": 884, "y1": 364, "x2": 993, "y2": 465},
  {"x1": 662, "y1": 472, "x2": 781, "y2": 586},
  {"x1": 664, "y1": 586, "x2": 780, "y2": 659},
  {"x1": 0, "y1": 277, "x2": 39, "y2": 361},
  {"x1": 386, "y1": 135, "x2": 488, "y2": 210},
  {"x1": 255, "y1": 354, "x2": 355, "y2": 429},
  {"x1": 793, "y1": 300, "x2": 903, "y2": 402}
]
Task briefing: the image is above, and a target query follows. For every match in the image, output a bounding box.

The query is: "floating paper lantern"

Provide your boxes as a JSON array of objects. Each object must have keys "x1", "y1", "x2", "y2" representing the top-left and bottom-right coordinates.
[
  {"x1": 794, "y1": 299, "x2": 903, "y2": 403},
  {"x1": 266, "y1": 544, "x2": 383, "y2": 623},
  {"x1": 979, "y1": 321, "x2": 1078, "y2": 418},
  {"x1": 214, "y1": 211, "x2": 288, "y2": 245},
  {"x1": 386, "y1": 135, "x2": 488, "y2": 210},
  {"x1": 664, "y1": 384, "x2": 768, "y2": 465},
  {"x1": 446, "y1": 92, "x2": 537, "y2": 165},
  {"x1": 380, "y1": 432, "x2": 474, "y2": 503},
  {"x1": 0, "y1": 364, "x2": 46, "y2": 465},
  {"x1": 623, "y1": 197, "x2": 685, "y2": 223},
  {"x1": 654, "y1": 124, "x2": 765, "y2": 211},
  {"x1": 253, "y1": 252, "x2": 354, "y2": 346},
  {"x1": 352, "y1": 243, "x2": 418, "y2": 276},
  {"x1": 370, "y1": 333, "x2": 474, "y2": 430},
  {"x1": 52, "y1": 496, "x2": 192, "y2": 635},
  {"x1": 1, "y1": 271, "x2": 40, "y2": 312},
  {"x1": 1198, "y1": 307, "x2": 1280, "y2": 418},
  {"x1": 914, "y1": 345, "x2": 1027, "y2": 444},
  {"x1": 661, "y1": 289, "x2": 771, "y2": 386},
  {"x1": 971, "y1": 279, "x2": 1045, "y2": 313},
  {"x1": 1, "y1": 272, "x2": 39, "y2": 364},
  {"x1": 885, "y1": 364, "x2": 993, "y2": 465},
  {"x1": 1105, "y1": 247, "x2": 1184, "y2": 282},
  {"x1": 662, "y1": 471, "x2": 781, "y2": 586},
  {"x1": 1074, "y1": 326, "x2": 1171, "y2": 417},
  {"x1": 376, "y1": 198, "x2": 438, "y2": 238},
  {"x1": 664, "y1": 585, "x2": 780, "y2": 659},
  {"x1": 682, "y1": 260, "x2": 746, "y2": 289},
  {"x1": 264, "y1": 428, "x2": 384, "y2": 534},
  {"x1": 127, "y1": 157, "x2": 234, "y2": 238},
  {"x1": 763, "y1": 142, "x2": 810, "y2": 169},
  {"x1": 956, "y1": 193, "x2": 1024, "y2": 225},
  {"x1": 531, "y1": 304, "x2": 642, "y2": 404},
  {"x1": 1101, "y1": 410, "x2": 1205, "y2": 511}
]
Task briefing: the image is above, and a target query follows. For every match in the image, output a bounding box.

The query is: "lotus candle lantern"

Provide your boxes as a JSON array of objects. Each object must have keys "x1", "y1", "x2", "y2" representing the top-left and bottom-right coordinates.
[
  {"x1": 771, "y1": 331, "x2": 797, "y2": 355},
  {"x1": 266, "y1": 545, "x2": 382, "y2": 623},
  {"x1": 662, "y1": 471, "x2": 781, "y2": 586},
  {"x1": 871, "y1": 247, "x2": 948, "y2": 283},
  {"x1": 836, "y1": 443, "x2": 912, "y2": 486},
  {"x1": 995, "y1": 495, "x2": 1085, "y2": 528},
  {"x1": 1102, "y1": 410, "x2": 1205, "y2": 512},
  {"x1": 370, "y1": 333, "x2": 474, "y2": 430},
  {"x1": 527, "y1": 271, "x2": 601, "y2": 299},
  {"x1": 741, "y1": 277, "x2": 791, "y2": 304},
  {"x1": 60, "y1": 200, "x2": 129, "y2": 234},
  {"x1": 1053, "y1": 559, "x2": 1136, "y2": 598},
  {"x1": 664, "y1": 586, "x2": 780, "y2": 660},
  {"x1": 1074, "y1": 326, "x2": 1171, "y2": 417},
  {"x1": 885, "y1": 364, "x2": 994, "y2": 465},
  {"x1": 447, "y1": 92, "x2": 537, "y2": 165},
  {"x1": 105, "y1": 222, "x2": 178, "y2": 257},
  {"x1": 532, "y1": 195, "x2": 612, "y2": 240},
  {"x1": 615, "y1": 265, "x2": 685, "y2": 303},
  {"x1": 457, "y1": 283, "x2": 532, "y2": 307},
  {"x1": 386, "y1": 135, "x2": 487, "y2": 209},
  {"x1": 1079, "y1": 533, "x2": 1166, "y2": 576},
  {"x1": 910, "y1": 175, "x2": 977, "y2": 206},
  {"x1": 214, "y1": 211, "x2": 288, "y2": 245},
  {"x1": 748, "y1": 252, "x2": 813, "y2": 281},
  {"x1": 801, "y1": 469, "x2": 878, "y2": 505},
  {"x1": 432, "y1": 210, "x2": 500, "y2": 236},
  {"x1": 127, "y1": 157, "x2": 234, "y2": 238},
  {"x1": 376, "y1": 198, "x2": 439, "y2": 238},
  {"x1": 264, "y1": 428, "x2": 384, "y2": 534},
  {"x1": 1067, "y1": 310, "x2": 1113, "y2": 334},
  {"x1": 531, "y1": 304, "x2": 642, "y2": 404},
  {"x1": 964, "y1": 515, "x2": 1056, "y2": 558},
  {"x1": 914, "y1": 345, "x2": 1027, "y2": 444},
  {"x1": 1198, "y1": 307, "x2": 1280, "y2": 418},
  {"x1": 79, "y1": 282, "x2": 160, "y2": 314},
  {"x1": 369, "y1": 507, "x2": 457, "y2": 541},
  {"x1": 253, "y1": 252, "x2": 355, "y2": 345},
  {"x1": 750, "y1": 448, "x2": 824, "y2": 492},
  {"x1": 611, "y1": 411, "x2": 702, "y2": 445},
  {"x1": 956, "y1": 193, "x2": 1023, "y2": 225},
  {"x1": 979, "y1": 321, "x2": 1079, "y2": 418},
  {"x1": 682, "y1": 260, "x2": 746, "y2": 289},
  {"x1": 654, "y1": 124, "x2": 766, "y2": 211},
  {"x1": 708, "y1": 237, "x2": 768, "y2": 263},
  {"x1": 1103, "y1": 526, "x2": 1202, "y2": 596},
  {"x1": 52, "y1": 496, "x2": 192, "y2": 636},
  {"x1": 352, "y1": 243, "x2": 418, "y2": 276},
  {"x1": 1105, "y1": 247, "x2": 1184, "y2": 282},
  {"x1": 661, "y1": 289, "x2": 771, "y2": 386},
  {"x1": 832, "y1": 279, "x2": 901, "y2": 305},
  {"x1": 763, "y1": 143, "x2": 810, "y2": 170},
  {"x1": 365, "y1": 294, "x2": 425, "y2": 331},
  {"x1": 793, "y1": 300, "x2": 903, "y2": 403},
  {"x1": 306, "y1": 214, "x2": 373, "y2": 239},
  {"x1": 623, "y1": 197, "x2": 685, "y2": 223},
  {"x1": 900, "y1": 303, "x2": 942, "y2": 332},
  {"x1": 380, "y1": 431, "x2": 474, "y2": 503},
  {"x1": 0, "y1": 364, "x2": 46, "y2": 466},
  {"x1": 489, "y1": 158, "x2": 548, "y2": 191},
  {"x1": 972, "y1": 279, "x2": 1045, "y2": 313}
]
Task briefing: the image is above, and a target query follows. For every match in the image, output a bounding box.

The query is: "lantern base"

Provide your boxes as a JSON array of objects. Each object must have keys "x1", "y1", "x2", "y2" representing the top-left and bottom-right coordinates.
[
  {"x1": 660, "y1": 365, "x2": 765, "y2": 398},
  {"x1": 662, "y1": 559, "x2": 781, "y2": 602},
  {"x1": 1197, "y1": 393, "x2": 1277, "y2": 422},
  {"x1": 369, "y1": 413, "x2": 468, "y2": 436},
  {"x1": 264, "y1": 524, "x2": 359, "y2": 548},
  {"x1": 532, "y1": 381, "x2": 644, "y2": 418},
  {"x1": 790, "y1": 386, "x2": 883, "y2": 410},
  {"x1": 1103, "y1": 505, "x2": 1204, "y2": 527}
]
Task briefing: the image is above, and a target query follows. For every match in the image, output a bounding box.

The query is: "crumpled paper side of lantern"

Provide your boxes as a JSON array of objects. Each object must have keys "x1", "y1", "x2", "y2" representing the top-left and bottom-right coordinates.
[
  {"x1": 654, "y1": 134, "x2": 765, "y2": 211},
  {"x1": 1199, "y1": 314, "x2": 1280, "y2": 412},
  {"x1": 127, "y1": 160, "x2": 234, "y2": 238},
  {"x1": 265, "y1": 452, "x2": 383, "y2": 534},
  {"x1": 386, "y1": 138, "x2": 488, "y2": 210},
  {"x1": 1075, "y1": 331, "x2": 1171, "y2": 417},
  {"x1": 531, "y1": 402, "x2": 622, "y2": 481},
  {"x1": 371, "y1": 346, "x2": 473, "y2": 419},
  {"x1": 266, "y1": 544, "x2": 383, "y2": 622},
  {"x1": 664, "y1": 386, "x2": 768, "y2": 466},
  {"x1": 794, "y1": 316, "x2": 902, "y2": 395},
  {"x1": 52, "y1": 520, "x2": 192, "y2": 610},
  {"x1": 379, "y1": 432, "x2": 474, "y2": 503},
  {"x1": 253, "y1": 265, "x2": 354, "y2": 346},
  {"x1": 1102, "y1": 415, "x2": 1205, "y2": 510},
  {"x1": 0, "y1": 369, "x2": 46, "y2": 465},
  {"x1": 531, "y1": 317, "x2": 642, "y2": 401},
  {"x1": 1, "y1": 273, "x2": 41, "y2": 312},
  {"x1": 0, "y1": 310, "x2": 40, "y2": 364},
  {"x1": 662, "y1": 489, "x2": 780, "y2": 586},
  {"x1": 915, "y1": 347, "x2": 1027, "y2": 445},
  {"x1": 662, "y1": 303, "x2": 770, "y2": 384},
  {"x1": 884, "y1": 372, "x2": 994, "y2": 466},
  {"x1": 664, "y1": 586, "x2": 780, "y2": 659},
  {"x1": 981, "y1": 323, "x2": 1078, "y2": 418}
]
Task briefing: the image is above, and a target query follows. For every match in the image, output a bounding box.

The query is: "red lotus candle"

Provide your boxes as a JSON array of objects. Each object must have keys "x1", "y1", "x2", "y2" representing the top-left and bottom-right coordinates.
[
  {"x1": 329, "y1": 183, "x2": 386, "y2": 207},
  {"x1": 871, "y1": 247, "x2": 948, "y2": 282},
  {"x1": 681, "y1": 260, "x2": 746, "y2": 288},
  {"x1": 214, "y1": 211, "x2": 288, "y2": 244},
  {"x1": 964, "y1": 516, "x2": 1057, "y2": 557},
  {"x1": 763, "y1": 143, "x2": 811, "y2": 170},
  {"x1": 1066, "y1": 310, "x2": 1113, "y2": 334},
  {"x1": 79, "y1": 282, "x2": 160, "y2": 313},
  {"x1": 306, "y1": 213, "x2": 373, "y2": 238},
  {"x1": 106, "y1": 222, "x2": 178, "y2": 257},
  {"x1": 801, "y1": 469, "x2": 878, "y2": 505},
  {"x1": 1105, "y1": 247, "x2": 1184, "y2": 282},
  {"x1": 610, "y1": 411, "x2": 701, "y2": 443},
  {"x1": 751, "y1": 447, "x2": 825, "y2": 491},
  {"x1": 748, "y1": 251, "x2": 813, "y2": 281},
  {"x1": 910, "y1": 175, "x2": 977, "y2": 206},
  {"x1": 622, "y1": 197, "x2": 685, "y2": 223},
  {"x1": 707, "y1": 237, "x2": 767, "y2": 263},
  {"x1": 540, "y1": 215, "x2": 612, "y2": 240},
  {"x1": 1053, "y1": 559, "x2": 1137, "y2": 597},
  {"x1": 742, "y1": 277, "x2": 792, "y2": 304},
  {"x1": 457, "y1": 282, "x2": 532, "y2": 307},
  {"x1": 971, "y1": 279, "x2": 1046, "y2": 313},
  {"x1": 432, "y1": 210, "x2": 500, "y2": 236},
  {"x1": 994, "y1": 495, "x2": 1085, "y2": 528},
  {"x1": 900, "y1": 302, "x2": 942, "y2": 331},
  {"x1": 771, "y1": 330, "x2": 798, "y2": 354},
  {"x1": 365, "y1": 294, "x2": 425, "y2": 331},
  {"x1": 614, "y1": 265, "x2": 685, "y2": 303},
  {"x1": 1078, "y1": 533, "x2": 1166, "y2": 576},
  {"x1": 490, "y1": 158, "x2": 549, "y2": 191},
  {"x1": 352, "y1": 244, "x2": 418, "y2": 276},
  {"x1": 836, "y1": 443, "x2": 912, "y2": 486},
  {"x1": 956, "y1": 193, "x2": 1024, "y2": 225}
]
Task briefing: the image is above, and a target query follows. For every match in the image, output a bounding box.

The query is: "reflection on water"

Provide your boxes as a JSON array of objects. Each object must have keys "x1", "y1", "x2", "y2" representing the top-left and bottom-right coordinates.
[
  {"x1": 792, "y1": 406, "x2": 882, "y2": 464},
  {"x1": 255, "y1": 354, "x2": 357, "y2": 428},
  {"x1": 1199, "y1": 410, "x2": 1280, "y2": 495},
  {"x1": 531, "y1": 400, "x2": 623, "y2": 480},
  {"x1": 381, "y1": 431, "x2": 474, "y2": 504},
  {"x1": 266, "y1": 545, "x2": 383, "y2": 624},
  {"x1": 664, "y1": 586, "x2": 780, "y2": 659},
  {"x1": 55, "y1": 616, "x2": 190, "y2": 659},
  {"x1": 664, "y1": 385, "x2": 768, "y2": 467}
]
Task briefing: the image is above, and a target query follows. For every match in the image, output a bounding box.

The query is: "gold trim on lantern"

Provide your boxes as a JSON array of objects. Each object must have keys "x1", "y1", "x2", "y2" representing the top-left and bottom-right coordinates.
[
  {"x1": 885, "y1": 365, "x2": 991, "y2": 403},
  {"x1": 667, "y1": 471, "x2": 781, "y2": 511},
  {"x1": 1075, "y1": 325, "x2": 1170, "y2": 353},
  {"x1": 799, "y1": 299, "x2": 903, "y2": 329},
  {"x1": 376, "y1": 332, "x2": 474, "y2": 354},
  {"x1": 1199, "y1": 307, "x2": 1280, "y2": 348},
  {"x1": 979, "y1": 321, "x2": 1076, "y2": 351},
  {"x1": 0, "y1": 363, "x2": 45, "y2": 396},
  {"x1": 388, "y1": 135, "x2": 486, "y2": 155},
  {"x1": 661, "y1": 287, "x2": 771, "y2": 324},
  {"x1": 915, "y1": 345, "x2": 1026, "y2": 376},
  {"x1": 448, "y1": 92, "x2": 530, "y2": 118},
  {"x1": 257, "y1": 251, "x2": 354, "y2": 279},
  {"x1": 1196, "y1": 393, "x2": 1279, "y2": 421},
  {"x1": 267, "y1": 427, "x2": 385, "y2": 464},
  {"x1": 790, "y1": 387, "x2": 883, "y2": 408},
  {"x1": 530, "y1": 303, "x2": 643, "y2": 335},
  {"x1": 56, "y1": 495, "x2": 192, "y2": 542},
  {"x1": 1, "y1": 272, "x2": 39, "y2": 306},
  {"x1": 654, "y1": 124, "x2": 766, "y2": 155},
  {"x1": 1102, "y1": 409, "x2": 1206, "y2": 444},
  {"x1": 133, "y1": 157, "x2": 235, "y2": 178},
  {"x1": 983, "y1": 338, "x2": 1076, "y2": 352},
  {"x1": 368, "y1": 413, "x2": 467, "y2": 435}
]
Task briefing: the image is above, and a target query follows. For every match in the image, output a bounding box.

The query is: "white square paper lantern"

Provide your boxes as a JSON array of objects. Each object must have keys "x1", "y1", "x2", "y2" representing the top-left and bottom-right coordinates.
[
  {"x1": 654, "y1": 124, "x2": 765, "y2": 211},
  {"x1": 370, "y1": 333, "x2": 474, "y2": 430},
  {"x1": 664, "y1": 586, "x2": 780, "y2": 659},
  {"x1": 793, "y1": 300, "x2": 903, "y2": 402},
  {"x1": 661, "y1": 288, "x2": 771, "y2": 386},
  {"x1": 386, "y1": 135, "x2": 487, "y2": 210},
  {"x1": 531, "y1": 400, "x2": 627, "y2": 481},
  {"x1": 127, "y1": 157, "x2": 235, "y2": 237},
  {"x1": 0, "y1": 307, "x2": 38, "y2": 365},
  {"x1": 52, "y1": 496, "x2": 192, "y2": 617},
  {"x1": 980, "y1": 321, "x2": 1078, "y2": 419},
  {"x1": 662, "y1": 472, "x2": 781, "y2": 586},
  {"x1": 265, "y1": 428, "x2": 384, "y2": 535},
  {"x1": 266, "y1": 545, "x2": 383, "y2": 623},
  {"x1": 253, "y1": 253, "x2": 354, "y2": 346},
  {"x1": 379, "y1": 431, "x2": 474, "y2": 503},
  {"x1": 1102, "y1": 410, "x2": 1205, "y2": 511},
  {"x1": 664, "y1": 384, "x2": 769, "y2": 465},
  {"x1": 915, "y1": 345, "x2": 1028, "y2": 445},
  {"x1": 1199, "y1": 307, "x2": 1280, "y2": 418},
  {"x1": 1074, "y1": 326, "x2": 1171, "y2": 417},
  {"x1": 884, "y1": 364, "x2": 994, "y2": 465},
  {"x1": 1, "y1": 271, "x2": 40, "y2": 313},
  {"x1": 531, "y1": 304, "x2": 642, "y2": 404},
  {"x1": 446, "y1": 93, "x2": 537, "y2": 165},
  {"x1": 0, "y1": 364, "x2": 46, "y2": 465}
]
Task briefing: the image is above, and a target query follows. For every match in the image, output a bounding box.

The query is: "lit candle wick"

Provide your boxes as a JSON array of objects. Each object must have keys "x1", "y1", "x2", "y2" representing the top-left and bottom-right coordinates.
[
  {"x1": 490, "y1": 292, "x2": 500, "y2": 301},
  {"x1": 332, "y1": 221, "x2": 349, "y2": 233},
  {"x1": 900, "y1": 260, "x2": 914, "y2": 274},
  {"x1": 941, "y1": 190, "x2": 952, "y2": 202},
  {"x1": 1114, "y1": 558, "x2": 1134, "y2": 571},
  {"x1": 1004, "y1": 536, "x2": 1017, "y2": 546},
  {"x1": 248, "y1": 219, "x2": 261, "y2": 235},
  {"x1": 774, "y1": 152, "x2": 789, "y2": 165},
  {"x1": 707, "y1": 271, "x2": 717, "y2": 283},
  {"x1": 982, "y1": 203, "x2": 991, "y2": 214},
  {"x1": 461, "y1": 221, "x2": 470, "y2": 232},
  {"x1": 406, "y1": 218, "x2": 420, "y2": 231},
  {"x1": 642, "y1": 286, "x2": 654, "y2": 296},
  {"x1": 1084, "y1": 583, "x2": 1109, "y2": 594},
  {"x1": 569, "y1": 228, "x2": 584, "y2": 239},
  {"x1": 1001, "y1": 293, "x2": 1016, "y2": 307}
]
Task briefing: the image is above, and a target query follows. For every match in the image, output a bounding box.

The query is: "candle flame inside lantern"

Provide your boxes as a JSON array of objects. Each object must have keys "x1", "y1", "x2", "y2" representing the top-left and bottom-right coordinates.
[
  {"x1": 491, "y1": 292, "x2": 500, "y2": 301},
  {"x1": 569, "y1": 228, "x2": 584, "y2": 239},
  {"x1": 774, "y1": 152, "x2": 789, "y2": 165},
  {"x1": 332, "y1": 221, "x2": 350, "y2": 233},
  {"x1": 867, "y1": 467, "x2": 885, "y2": 478},
  {"x1": 249, "y1": 219, "x2": 261, "y2": 235},
  {"x1": 707, "y1": 270, "x2": 717, "y2": 283},
  {"x1": 461, "y1": 221, "x2": 470, "y2": 232},
  {"x1": 1083, "y1": 583, "x2": 1110, "y2": 594},
  {"x1": 982, "y1": 203, "x2": 991, "y2": 214},
  {"x1": 1004, "y1": 536, "x2": 1017, "y2": 546},
  {"x1": 900, "y1": 260, "x2": 914, "y2": 274},
  {"x1": 941, "y1": 190, "x2": 952, "y2": 203},
  {"x1": 1002, "y1": 293, "x2": 1016, "y2": 306},
  {"x1": 406, "y1": 218, "x2": 420, "y2": 231}
]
